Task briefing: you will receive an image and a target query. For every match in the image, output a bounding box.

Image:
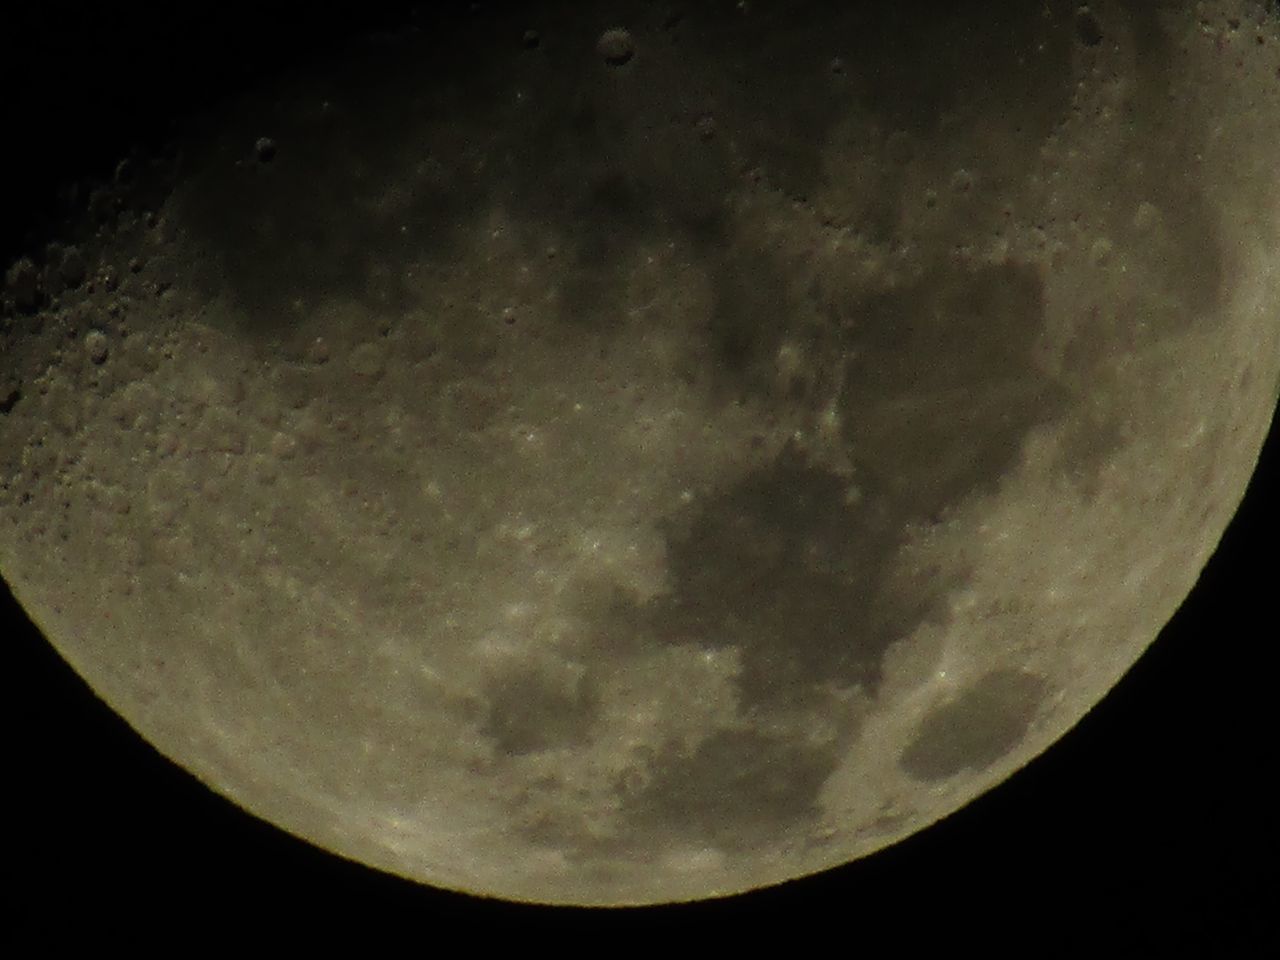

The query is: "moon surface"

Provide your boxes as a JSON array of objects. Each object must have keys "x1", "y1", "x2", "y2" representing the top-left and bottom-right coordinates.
[{"x1": 3, "y1": 1, "x2": 1279, "y2": 907}]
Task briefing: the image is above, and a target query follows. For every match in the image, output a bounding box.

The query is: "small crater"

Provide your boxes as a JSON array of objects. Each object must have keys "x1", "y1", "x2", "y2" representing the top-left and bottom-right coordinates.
[
  {"x1": 597, "y1": 28, "x2": 635, "y2": 66},
  {"x1": 254, "y1": 137, "x2": 278, "y2": 163},
  {"x1": 899, "y1": 668, "x2": 1048, "y2": 782},
  {"x1": 305, "y1": 337, "x2": 330, "y2": 366},
  {"x1": 84, "y1": 330, "x2": 110, "y2": 365}
]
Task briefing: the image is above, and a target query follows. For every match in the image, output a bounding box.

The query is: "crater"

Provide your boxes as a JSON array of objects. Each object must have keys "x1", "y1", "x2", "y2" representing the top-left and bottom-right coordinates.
[
  {"x1": 171, "y1": 50, "x2": 494, "y2": 336},
  {"x1": 899, "y1": 668, "x2": 1049, "y2": 781}
]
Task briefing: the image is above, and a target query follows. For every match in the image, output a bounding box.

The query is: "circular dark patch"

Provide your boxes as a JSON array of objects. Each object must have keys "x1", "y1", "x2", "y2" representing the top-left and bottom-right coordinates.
[
  {"x1": 900, "y1": 669, "x2": 1049, "y2": 781},
  {"x1": 597, "y1": 28, "x2": 635, "y2": 66}
]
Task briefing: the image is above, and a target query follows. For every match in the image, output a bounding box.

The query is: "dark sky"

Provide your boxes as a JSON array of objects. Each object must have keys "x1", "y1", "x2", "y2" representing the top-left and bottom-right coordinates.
[{"x1": 2, "y1": 2, "x2": 1275, "y2": 949}]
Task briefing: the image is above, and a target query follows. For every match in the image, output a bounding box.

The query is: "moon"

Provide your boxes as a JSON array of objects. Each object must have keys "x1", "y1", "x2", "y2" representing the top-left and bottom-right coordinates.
[{"x1": 3, "y1": 1, "x2": 1278, "y2": 911}]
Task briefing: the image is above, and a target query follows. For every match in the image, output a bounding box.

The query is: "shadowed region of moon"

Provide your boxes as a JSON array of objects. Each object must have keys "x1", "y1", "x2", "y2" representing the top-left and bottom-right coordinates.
[
  {"x1": 162, "y1": 0, "x2": 1229, "y2": 492},
  {"x1": 2, "y1": 0, "x2": 1279, "y2": 907},
  {"x1": 169, "y1": 0, "x2": 1091, "y2": 341},
  {"x1": 900, "y1": 669, "x2": 1050, "y2": 782}
]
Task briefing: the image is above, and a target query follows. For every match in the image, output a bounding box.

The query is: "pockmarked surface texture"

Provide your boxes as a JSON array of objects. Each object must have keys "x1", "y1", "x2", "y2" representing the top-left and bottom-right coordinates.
[{"x1": 2, "y1": 0, "x2": 1279, "y2": 905}]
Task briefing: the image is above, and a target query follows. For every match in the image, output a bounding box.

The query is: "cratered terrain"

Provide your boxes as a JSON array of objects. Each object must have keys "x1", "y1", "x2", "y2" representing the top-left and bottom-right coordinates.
[{"x1": 2, "y1": 0, "x2": 1278, "y2": 921}]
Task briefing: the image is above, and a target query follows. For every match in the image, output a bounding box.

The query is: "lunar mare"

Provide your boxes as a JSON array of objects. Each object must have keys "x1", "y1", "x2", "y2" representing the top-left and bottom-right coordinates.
[{"x1": 2, "y1": 1, "x2": 1279, "y2": 905}]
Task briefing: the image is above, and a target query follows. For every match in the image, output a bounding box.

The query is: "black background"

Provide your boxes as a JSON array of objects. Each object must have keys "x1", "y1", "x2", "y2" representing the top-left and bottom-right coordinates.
[{"x1": 2, "y1": 2, "x2": 1275, "y2": 949}]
